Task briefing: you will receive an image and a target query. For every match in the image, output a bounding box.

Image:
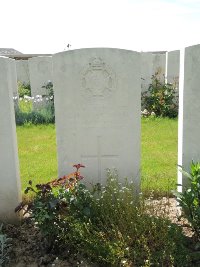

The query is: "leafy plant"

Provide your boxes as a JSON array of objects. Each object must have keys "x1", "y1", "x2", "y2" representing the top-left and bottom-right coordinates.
[
  {"x1": 78, "y1": 170, "x2": 190, "y2": 266},
  {"x1": 15, "y1": 164, "x2": 87, "y2": 249},
  {"x1": 141, "y1": 71, "x2": 178, "y2": 118},
  {"x1": 16, "y1": 166, "x2": 190, "y2": 266},
  {"x1": 175, "y1": 161, "x2": 200, "y2": 241},
  {"x1": 0, "y1": 224, "x2": 12, "y2": 267},
  {"x1": 41, "y1": 80, "x2": 54, "y2": 114},
  {"x1": 18, "y1": 82, "x2": 31, "y2": 97},
  {"x1": 14, "y1": 95, "x2": 55, "y2": 125}
]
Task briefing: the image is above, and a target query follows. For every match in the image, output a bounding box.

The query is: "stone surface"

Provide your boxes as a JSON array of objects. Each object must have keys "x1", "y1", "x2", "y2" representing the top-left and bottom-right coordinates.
[
  {"x1": 16, "y1": 60, "x2": 30, "y2": 85},
  {"x1": 53, "y1": 48, "x2": 141, "y2": 189},
  {"x1": 28, "y1": 56, "x2": 53, "y2": 97},
  {"x1": 167, "y1": 50, "x2": 180, "y2": 87},
  {"x1": 178, "y1": 45, "x2": 200, "y2": 189},
  {"x1": 8, "y1": 58, "x2": 18, "y2": 97},
  {"x1": 0, "y1": 56, "x2": 21, "y2": 223},
  {"x1": 141, "y1": 52, "x2": 153, "y2": 93},
  {"x1": 152, "y1": 53, "x2": 166, "y2": 82}
]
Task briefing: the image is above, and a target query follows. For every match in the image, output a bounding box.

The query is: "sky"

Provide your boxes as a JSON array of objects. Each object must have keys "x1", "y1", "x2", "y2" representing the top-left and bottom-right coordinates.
[{"x1": 1, "y1": 0, "x2": 200, "y2": 54}]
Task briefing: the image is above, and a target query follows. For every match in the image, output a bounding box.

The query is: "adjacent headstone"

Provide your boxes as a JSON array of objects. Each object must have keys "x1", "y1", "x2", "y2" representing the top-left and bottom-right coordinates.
[
  {"x1": 178, "y1": 45, "x2": 200, "y2": 190},
  {"x1": 8, "y1": 59, "x2": 18, "y2": 98},
  {"x1": 167, "y1": 50, "x2": 180, "y2": 87},
  {"x1": 141, "y1": 52, "x2": 153, "y2": 93},
  {"x1": 16, "y1": 60, "x2": 30, "y2": 85},
  {"x1": 53, "y1": 48, "x2": 141, "y2": 189},
  {"x1": 152, "y1": 53, "x2": 166, "y2": 82},
  {"x1": 28, "y1": 56, "x2": 53, "y2": 97},
  {"x1": 0, "y1": 56, "x2": 21, "y2": 223}
]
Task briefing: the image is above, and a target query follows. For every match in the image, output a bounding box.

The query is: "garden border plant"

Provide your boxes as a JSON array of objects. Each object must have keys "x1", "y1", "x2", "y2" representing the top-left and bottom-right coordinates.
[
  {"x1": 174, "y1": 161, "x2": 200, "y2": 242},
  {"x1": 14, "y1": 81, "x2": 55, "y2": 125},
  {"x1": 15, "y1": 165, "x2": 191, "y2": 266},
  {"x1": 141, "y1": 71, "x2": 178, "y2": 118}
]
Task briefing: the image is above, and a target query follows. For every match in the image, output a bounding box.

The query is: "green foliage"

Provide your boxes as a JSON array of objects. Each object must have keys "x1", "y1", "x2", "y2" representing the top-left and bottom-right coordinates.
[
  {"x1": 142, "y1": 71, "x2": 178, "y2": 118},
  {"x1": 16, "y1": 167, "x2": 190, "y2": 266},
  {"x1": 76, "y1": 170, "x2": 190, "y2": 266},
  {"x1": 175, "y1": 161, "x2": 200, "y2": 241},
  {"x1": 0, "y1": 224, "x2": 12, "y2": 267},
  {"x1": 15, "y1": 164, "x2": 87, "y2": 249},
  {"x1": 15, "y1": 98, "x2": 55, "y2": 125},
  {"x1": 18, "y1": 82, "x2": 31, "y2": 97},
  {"x1": 14, "y1": 80, "x2": 55, "y2": 126}
]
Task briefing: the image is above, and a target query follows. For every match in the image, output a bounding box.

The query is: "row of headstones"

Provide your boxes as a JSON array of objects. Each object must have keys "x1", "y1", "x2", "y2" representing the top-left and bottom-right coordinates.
[
  {"x1": 141, "y1": 50, "x2": 180, "y2": 92},
  {"x1": 15, "y1": 56, "x2": 53, "y2": 97},
  {"x1": 16, "y1": 51, "x2": 180, "y2": 97},
  {"x1": 0, "y1": 46, "x2": 197, "y2": 223}
]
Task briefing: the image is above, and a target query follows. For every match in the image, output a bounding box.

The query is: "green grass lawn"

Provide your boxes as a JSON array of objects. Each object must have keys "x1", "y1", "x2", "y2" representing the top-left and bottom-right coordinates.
[
  {"x1": 17, "y1": 124, "x2": 58, "y2": 190},
  {"x1": 141, "y1": 117, "x2": 178, "y2": 196},
  {"x1": 17, "y1": 117, "x2": 178, "y2": 196}
]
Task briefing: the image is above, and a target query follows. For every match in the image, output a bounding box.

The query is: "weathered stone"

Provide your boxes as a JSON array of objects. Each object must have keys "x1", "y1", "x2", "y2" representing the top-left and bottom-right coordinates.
[
  {"x1": 152, "y1": 53, "x2": 166, "y2": 82},
  {"x1": 141, "y1": 52, "x2": 153, "y2": 93},
  {"x1": 178, "y1": 45, "x2": 200, "y2": 189},
  {"x1": 28, "y1": 56, "x2": 53, "y2": 97},
  {"x1": 0, "y1": 56, "x2": 21, "y2": 223},
  {"x1": 16, "y1": 60, "x2": 30, "y2": 85},
  {"x1": 53, "y1": 48, "x2": 141, "y2": 190},
  {"x1": 167, "y1": 50, "x2": 180, "y2": 87}
]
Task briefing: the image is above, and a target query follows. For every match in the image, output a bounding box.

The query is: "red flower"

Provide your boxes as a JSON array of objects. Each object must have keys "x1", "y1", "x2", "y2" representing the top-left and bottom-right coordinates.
[{"x1": 73, "y1": 163, "x2": 85, "y2": 170}]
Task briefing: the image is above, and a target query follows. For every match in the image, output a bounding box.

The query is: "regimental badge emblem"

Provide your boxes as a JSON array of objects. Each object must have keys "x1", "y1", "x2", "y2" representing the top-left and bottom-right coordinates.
[{"x1": 81, "y1": 57, "x2": 116, "y2": 98}]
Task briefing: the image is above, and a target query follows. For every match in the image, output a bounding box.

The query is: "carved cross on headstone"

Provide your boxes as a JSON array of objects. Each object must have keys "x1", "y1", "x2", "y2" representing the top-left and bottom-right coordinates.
[{"x1": 81, "y1": 136, "x2": 118, "y2": 181}]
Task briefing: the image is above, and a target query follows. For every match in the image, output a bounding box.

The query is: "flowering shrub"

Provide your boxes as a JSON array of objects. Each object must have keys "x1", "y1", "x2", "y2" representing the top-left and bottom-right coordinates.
[
  {"x1": 16, "y1": 166, "x2": 190, "y2": 266},
  {"x1": 14, "y1": 94, "x2": 55, "y2": 125},
  {"x1": 141, "y1": 72, "x2": 178, "y2": 118},
  {"x1": 14, "y1": 80, "x2": 55, "y2": 125}
]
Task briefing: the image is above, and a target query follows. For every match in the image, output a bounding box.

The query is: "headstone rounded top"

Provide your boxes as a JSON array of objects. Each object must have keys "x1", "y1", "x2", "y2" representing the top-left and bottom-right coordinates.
[{"x1": 53, "y1": 47, "x2": 139, "y2": 57}]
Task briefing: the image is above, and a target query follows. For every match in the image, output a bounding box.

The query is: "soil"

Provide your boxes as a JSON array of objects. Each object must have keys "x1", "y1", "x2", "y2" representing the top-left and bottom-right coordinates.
[{"x1": 2, "y1": 198, "x2": 199, "y2": 267}]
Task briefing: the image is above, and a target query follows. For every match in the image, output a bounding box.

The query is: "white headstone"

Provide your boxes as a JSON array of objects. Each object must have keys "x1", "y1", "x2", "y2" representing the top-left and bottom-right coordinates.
[
  {"x1": 178, "y1": 45, "x2": 200, "y2": 190},
  {"x1": 28, "y1": 56, "x2": 53, "y2": 97},
  {"x1": 16, "y1": 60, "x2": 30, "y2": 85},
  {"x1": 141, "y1": 52, "x2": 153, "y2": 93},
  {"x1": 0, "y1": 56, "x2": 21, "y2": 223},
  {"x1": 167, "y1": 50, "x2": 180, "y2": 87},
  {"x1": 53, "y1": 48, "x2": 141, "y2": 189},
  {"x1": 152, "y1": 53, "x2": 166, "y2": 82},
  {"x1": 7, "y1": 59, "x2": 18, "y2": 98}
]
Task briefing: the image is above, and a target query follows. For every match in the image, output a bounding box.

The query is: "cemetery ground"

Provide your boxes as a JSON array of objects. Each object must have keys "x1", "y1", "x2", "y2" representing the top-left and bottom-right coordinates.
[{"x1": 4, "y1": 118, "x2": 200, "y2": 266}]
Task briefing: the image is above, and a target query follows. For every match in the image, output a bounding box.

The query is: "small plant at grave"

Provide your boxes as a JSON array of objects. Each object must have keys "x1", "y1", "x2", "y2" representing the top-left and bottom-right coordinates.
[
  {"x1": 0, "y1": 224, "x2": 12, "y2": 267},
  {"x1": 18, "y1": 81, "x2": 31, "y2": 98},
  {"x1": 42, "y1": 80, "x2": 54, "y2": 100},
  {"x1": 174, "y1": 161, "x2": 200, "y2": 241},
  {"x1": 15, "y1": 164, "x2": 91, "y2": 250},
  {"x1": 76, "y1": 170, "x2": 190, "y2": 266},
  {"x1": 15, "y1": 166, "x2": 190, "y2": 266},
  {"x1": 41, "y1": 80, "x2": 54, "y2": 114},
  {"x1": 141, "y1": 71, "x2": 178, "y2": 118}
]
